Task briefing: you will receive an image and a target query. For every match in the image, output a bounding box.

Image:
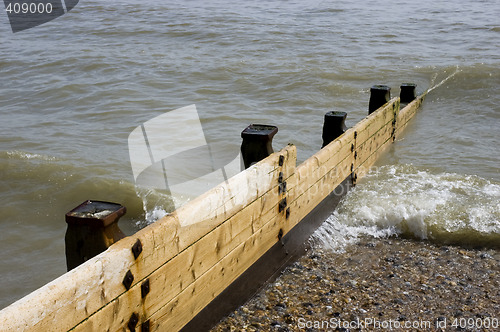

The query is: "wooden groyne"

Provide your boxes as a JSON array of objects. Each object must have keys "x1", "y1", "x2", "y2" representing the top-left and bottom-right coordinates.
[{"x1": 0, "y1": 84, "x2": 426, "y2": 332}]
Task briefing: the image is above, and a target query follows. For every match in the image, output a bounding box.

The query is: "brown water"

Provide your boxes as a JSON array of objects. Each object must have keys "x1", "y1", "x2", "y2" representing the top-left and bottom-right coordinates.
[{"x1": 0, "y1": 0, "x2": 499, "y2": 309}]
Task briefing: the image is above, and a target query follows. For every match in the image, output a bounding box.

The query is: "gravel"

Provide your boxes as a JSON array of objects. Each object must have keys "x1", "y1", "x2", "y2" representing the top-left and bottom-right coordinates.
[{"x1": 211, "y1": 237, "x2": 500, "y2": 331}]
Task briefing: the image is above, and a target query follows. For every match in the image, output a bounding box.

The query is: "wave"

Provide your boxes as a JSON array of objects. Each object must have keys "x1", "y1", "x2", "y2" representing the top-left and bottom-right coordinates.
[
  {"x1": 134, "y1": 187, "x2": 173, "y2": 228},
  {"x1": 5, "y1": 150, "x2": 58, "y2": 161},
  {"x1": 313, "y1": 164, "x2": 500, "y2": 251}
]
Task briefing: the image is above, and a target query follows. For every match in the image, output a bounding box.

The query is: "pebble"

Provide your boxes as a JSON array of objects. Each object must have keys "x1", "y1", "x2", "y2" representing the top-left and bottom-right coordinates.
[
  {"x1": 211, "y1": 237, "x2": 500, "y2": 331},
  {"x1": 480, "y1": 253, "x2": 493, "y2": 259}
]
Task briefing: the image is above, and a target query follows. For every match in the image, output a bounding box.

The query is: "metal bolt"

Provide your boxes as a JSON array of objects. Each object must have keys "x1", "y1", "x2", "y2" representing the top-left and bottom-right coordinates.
[
  {"x1": 128, "y1": 313, "x2": 139, "y2": 331},
  {"x1": 123, "y1": 270, "x2": 134, "y2": 290},
  {"x1": 278, "y1": 229, "x2": 284, "y2": 241},
  {"x1": 141, "y1": 279, "x2": 150, "y2": 298},
  {"x1": 132, "y1": 239, "x2": 143, "y2": 259},
  {"x1": 278, "y1": 182, "x2": 287, "y2": 195},
  {"x1": 279, "y1": 155, "x2": 285, "y2": 167},
  {"x1": 286, "y1": 207, "x2": 290, "y2": 219},
  {"x1": 279, "y1": 198, "x2": 287, "y2": 213},
  {"x1": 141, "y1": 320, "x2": 150, "y2": 332},
  {"x1": 278, "y1": 172, "x2": 284, "y2": 183}
]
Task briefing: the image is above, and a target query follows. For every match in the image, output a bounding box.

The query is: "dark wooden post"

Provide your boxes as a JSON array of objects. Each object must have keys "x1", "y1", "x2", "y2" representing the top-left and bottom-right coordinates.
[
  {"x1": 400, "y1": 83, "x2": 417, "y2": 103},
  {"x1": 241, "y1": 124, "x2": 278, "y2": 169},
  {"x1": 369, "y1": 85, "x2": 391, "y2": 114},
  {"x1": 322, "y1": 111, "x2": 347, "y2": 148},
  {"x1": 65, "y1": 200, "x2": 126, "y2": 271}
]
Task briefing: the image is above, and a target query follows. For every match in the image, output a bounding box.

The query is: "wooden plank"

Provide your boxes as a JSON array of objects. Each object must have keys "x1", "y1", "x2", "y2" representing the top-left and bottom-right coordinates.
[
  {"x1": 286, "y1": 154, "x2": 353, "y2": 226},
  {"x1": 172, "y1": 145, "x2": 295, "y2": 250},
  {"x1": 286, "y1": 98, "x2": 399, "y2": 213},
  {"x1": 355, "y1": 98, "x2": 399, "y2": 147},
  {"x1": 71, "y1": 192, "x2": 273, "y2": 332},
  {"x1": 288, "y1": 133, "x2": 353, "y2": 205},
  {"x1": 67, "y1": 146, "x2": 297, "y2": 332},
  {"x1": 0, "y1": 243, "x2": 136, "y2": 332},
  {"x1": 135, "y1": 142, "x2": 349, "y2": 331},
  {"x1": 149, "y1": 212, "x2": 287, "y2": 331},
  {"x1": 355, "y1": 134, "x2": 393, "y2": 179},
  {"x1": 355, "y1": 119, "x2": 394, "y2": 176},
  {"x1": 0, "y1": 146, "x2": 296, "y2": 332},
  {"x1": 143, "y1": 99, "x2": 405, "y2": 331},
  {"x1": 310, "y1": 127, "x2": 355, "y2": 171},
  {"x1": 395, "y1": 93, "x2": 427, "y2": 138}
]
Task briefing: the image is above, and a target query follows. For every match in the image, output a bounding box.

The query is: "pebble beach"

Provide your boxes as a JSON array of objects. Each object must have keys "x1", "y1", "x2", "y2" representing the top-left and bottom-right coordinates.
[{"x1": 212, "y1": 237, "x2": 500, "y2": 331}]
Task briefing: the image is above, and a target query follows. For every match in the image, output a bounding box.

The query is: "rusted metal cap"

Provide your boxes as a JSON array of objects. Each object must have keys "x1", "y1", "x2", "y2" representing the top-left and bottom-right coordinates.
[
  {"x1": 241, "y1": 124, "x2": 278, "y2": 141},
  {"x1": 65, "y1": 200, "x2": 126, "y2": 227}
]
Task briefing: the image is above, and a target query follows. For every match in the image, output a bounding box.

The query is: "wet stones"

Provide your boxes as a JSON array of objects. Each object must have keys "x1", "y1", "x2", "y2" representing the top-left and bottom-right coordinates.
[{"x1": 212, "y1": 237, "x2": 500, "y2": 332}]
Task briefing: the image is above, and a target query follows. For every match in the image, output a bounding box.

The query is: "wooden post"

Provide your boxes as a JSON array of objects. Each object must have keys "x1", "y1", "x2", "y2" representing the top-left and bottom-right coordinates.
[
  {"x1": 369, "y1": 85, "x2": 391, "y2": 114},
  {"x1": 400, "y1": 83, "x2": 417, "y2": 103},
  {"x1": 65, "y1": 200, "x2": 126, "y2": 271},
  {"x1": 322, "y1": 111, "x2": 347, "y2": 148},
  {"x1": 240, "y1": 124, "x2": 278, "y2": 169}
]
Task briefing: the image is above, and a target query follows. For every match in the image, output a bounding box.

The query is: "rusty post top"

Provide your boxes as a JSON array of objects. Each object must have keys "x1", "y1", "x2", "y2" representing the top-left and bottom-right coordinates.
[
  {"x1": 241, "y1": 124, "x2": 278, "y2": 141},
  {"x1": 369, "y1": 85, "x2": 391, "y2": 114},
  {"x1": 65, "y1": 200, "x2": 126, "y2": 227},
  {"x1": 324, "y1": 111, "x2": 347, "y2": 119},
  {"x1": 371, "y1": 84, "x2": 390, "y2": 91},
  {"x1": 322, "y1": 111, "x2": 348, "y2": 148},
  {"x1": 400, "y1": 83, "x2": 417, "y2": 103}
]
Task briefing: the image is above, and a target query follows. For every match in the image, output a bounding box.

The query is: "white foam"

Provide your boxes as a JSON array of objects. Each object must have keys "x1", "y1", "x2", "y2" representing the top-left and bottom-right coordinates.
[
  {"x1": 311, "y1": 212, "x2": 396, "y2": 252},
  {"x1": 6, "y1": 150, "x2": 57, "y2": 161},
  {"x1": 134, "y1": 187, "x2": 172, "y2": 227},
  {"x1": 144, "y1": 206, "x2": 168, "y2": 224},
  {"x1": 313, "y1": 164, "x2": 500, "y2": 250}
]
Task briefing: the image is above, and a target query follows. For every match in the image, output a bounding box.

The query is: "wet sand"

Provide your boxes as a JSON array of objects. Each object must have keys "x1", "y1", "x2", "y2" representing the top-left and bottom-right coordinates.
[{"x1": 211, "y1": 237, "x2": 500, "y2": 331}]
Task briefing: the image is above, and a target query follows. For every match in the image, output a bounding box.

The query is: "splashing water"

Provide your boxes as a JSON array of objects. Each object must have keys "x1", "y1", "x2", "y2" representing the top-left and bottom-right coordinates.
[
  {"x1": 428, "y1": 66, "x2": 461, "y2": 93},
  {"x1": 313, "y1": 164, "x2": 500, "y2": 251},
  {"x1": 134, "y1": 187, "x2": 171, "y2": 228}
]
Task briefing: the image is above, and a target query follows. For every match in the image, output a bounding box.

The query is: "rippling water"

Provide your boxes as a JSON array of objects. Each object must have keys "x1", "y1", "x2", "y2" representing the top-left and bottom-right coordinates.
[{"x1": 1, "y1": 0, "x2": 499, "y2": 309}]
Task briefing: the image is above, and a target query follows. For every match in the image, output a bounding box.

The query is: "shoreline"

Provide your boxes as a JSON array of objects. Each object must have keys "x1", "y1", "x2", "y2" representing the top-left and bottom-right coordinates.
[{"x1": 212, "y1": 236, "x2": 500, "y2": 331}]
